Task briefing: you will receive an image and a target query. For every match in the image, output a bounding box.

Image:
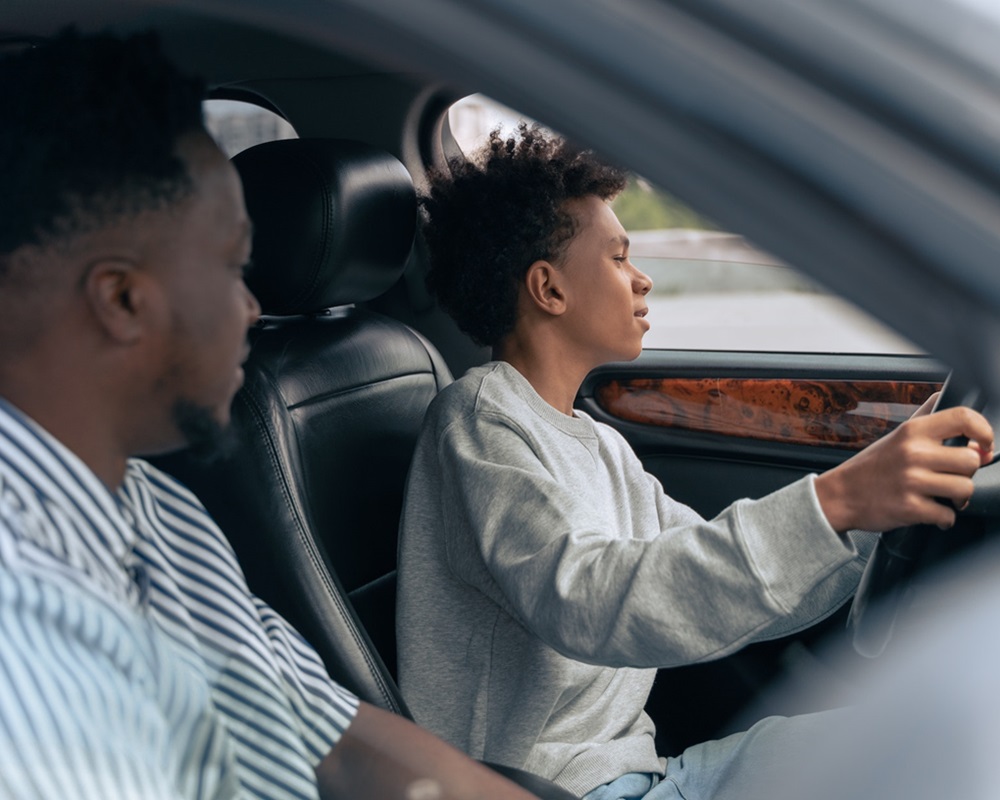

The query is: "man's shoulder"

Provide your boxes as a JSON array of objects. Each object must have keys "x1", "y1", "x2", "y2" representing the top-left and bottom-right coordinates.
[
  {"x1": 121, "y1": 458, "x2": 237, "y2": 557},
  {"x1": 124, "y1": 457, "x2": 209, "y2": 510}
]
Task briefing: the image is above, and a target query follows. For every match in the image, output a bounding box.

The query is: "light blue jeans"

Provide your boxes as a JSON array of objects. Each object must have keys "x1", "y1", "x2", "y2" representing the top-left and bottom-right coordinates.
[{"x1": 582, "y1": 711, "x2": 845, "y2": 800}]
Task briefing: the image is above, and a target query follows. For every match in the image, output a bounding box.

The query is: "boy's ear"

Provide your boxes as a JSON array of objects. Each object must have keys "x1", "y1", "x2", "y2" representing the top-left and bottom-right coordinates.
[
  {"x1": 523, "y1": 259, "x2": 567, "y2": 316},
  {"x1": 84, "y1": 258, "x2": 152, "y2": 344}
]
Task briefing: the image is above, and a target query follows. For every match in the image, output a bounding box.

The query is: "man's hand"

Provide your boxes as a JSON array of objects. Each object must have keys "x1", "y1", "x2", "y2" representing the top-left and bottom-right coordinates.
[
  {"x1": 814, "y1": 404, "x2": 994, "y2": 534},
  {"x1": 316, "y1": 702, "x2": 541, "y2": 800}
]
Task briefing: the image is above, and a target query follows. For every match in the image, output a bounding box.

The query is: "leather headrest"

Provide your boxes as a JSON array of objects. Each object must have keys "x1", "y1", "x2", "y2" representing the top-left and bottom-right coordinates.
[{"x1": 232, "y1": 138, "x2": 416, "y2": 315}]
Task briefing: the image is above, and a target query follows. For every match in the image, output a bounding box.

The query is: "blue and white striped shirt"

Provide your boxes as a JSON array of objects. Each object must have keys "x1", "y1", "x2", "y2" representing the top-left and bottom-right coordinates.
[{"x1": 0, "y1": 398, "x2": 358, "y2": 798}]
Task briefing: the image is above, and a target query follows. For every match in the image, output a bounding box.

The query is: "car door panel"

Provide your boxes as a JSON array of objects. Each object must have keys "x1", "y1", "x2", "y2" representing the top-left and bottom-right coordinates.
[{"x1": 579, "y1": 350, "x2": 945, "y2": 511}]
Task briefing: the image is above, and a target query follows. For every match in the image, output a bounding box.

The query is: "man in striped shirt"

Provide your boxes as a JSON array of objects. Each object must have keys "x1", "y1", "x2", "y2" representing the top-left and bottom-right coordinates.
[{"x1": 0, "y1": 30, "x2": 535, "y2": 800}]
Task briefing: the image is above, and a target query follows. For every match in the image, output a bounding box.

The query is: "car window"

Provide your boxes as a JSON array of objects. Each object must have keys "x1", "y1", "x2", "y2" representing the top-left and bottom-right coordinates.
[
  {"x1": 203, "y1": 99, "x2": 297, "y2": 158},
  {"x1": 448, "y1": 94, "x2": 921, "y2": 355}
]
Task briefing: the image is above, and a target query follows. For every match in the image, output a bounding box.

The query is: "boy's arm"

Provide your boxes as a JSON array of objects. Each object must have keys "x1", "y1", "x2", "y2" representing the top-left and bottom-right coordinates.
[
  {"x1": 815, "y1": 405, "x2": 993, "y2": 534},
  {"x1": 315, "y1": 702, "x2": 539, "y2": 800},
  {"x1": 431, "y1": 406, "x2": 992, "y2": 669}
]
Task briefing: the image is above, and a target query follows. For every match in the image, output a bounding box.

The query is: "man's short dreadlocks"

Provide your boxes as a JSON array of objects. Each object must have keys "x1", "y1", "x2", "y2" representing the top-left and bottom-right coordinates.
[{"x1": 0, "y1": 28, "x2": 206, "y2": 272}]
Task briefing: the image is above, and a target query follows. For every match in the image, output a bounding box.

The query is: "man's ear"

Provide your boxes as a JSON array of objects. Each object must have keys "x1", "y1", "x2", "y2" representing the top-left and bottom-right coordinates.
[
  {"x1": 523, "y1": 259, "x2": 567, "y2": 316},
  {"x1": 84, "y1": 259, "x2": 150, "y2": 344}
]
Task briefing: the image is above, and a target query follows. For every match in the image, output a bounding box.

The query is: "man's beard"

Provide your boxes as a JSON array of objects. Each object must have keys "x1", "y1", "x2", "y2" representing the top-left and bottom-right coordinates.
[{"x1": 171, "y1": 399, "x2": 237, "y2": 463}]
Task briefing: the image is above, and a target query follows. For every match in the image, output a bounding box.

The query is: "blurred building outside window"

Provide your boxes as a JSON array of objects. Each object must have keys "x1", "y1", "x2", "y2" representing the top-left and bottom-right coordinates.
[{"x1": 204, "y1": 99, "x2": 297, "y2": 159}]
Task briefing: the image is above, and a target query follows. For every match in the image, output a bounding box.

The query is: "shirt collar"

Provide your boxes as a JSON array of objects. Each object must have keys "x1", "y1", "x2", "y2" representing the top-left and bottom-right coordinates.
[{"x1": 0, "y1": 397, "x2": 140, "y2": 566}]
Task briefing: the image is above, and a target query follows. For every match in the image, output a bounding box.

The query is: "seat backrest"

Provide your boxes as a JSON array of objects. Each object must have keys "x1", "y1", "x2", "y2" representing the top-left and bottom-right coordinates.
[{"x1": 155, "y1": 138, "x2": 451, "y2": 716}]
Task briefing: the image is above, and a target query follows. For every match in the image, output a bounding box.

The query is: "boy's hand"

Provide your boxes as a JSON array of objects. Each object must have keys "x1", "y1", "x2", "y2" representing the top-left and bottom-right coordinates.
[{"x1": 814, "y1": 405, "x2": 994, "y2": 534}]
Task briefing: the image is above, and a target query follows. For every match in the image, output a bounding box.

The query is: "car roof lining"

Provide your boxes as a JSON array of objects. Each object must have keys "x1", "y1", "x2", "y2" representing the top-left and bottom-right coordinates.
[
  {"x1": 7, "y1": 0, "x2": 1000, "y2": 395},
  {"x1": 0, "y1": 4, "x2": 385, "y2": 85}
]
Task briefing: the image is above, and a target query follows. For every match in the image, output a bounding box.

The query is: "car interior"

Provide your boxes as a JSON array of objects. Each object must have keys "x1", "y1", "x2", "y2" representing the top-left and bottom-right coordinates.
[
  {"x1": 153, "y1": 136, "x2": 579, "y2": 797},
  {"x1": 8, "y1": 1, "x2": 1000, "y2": 796}
]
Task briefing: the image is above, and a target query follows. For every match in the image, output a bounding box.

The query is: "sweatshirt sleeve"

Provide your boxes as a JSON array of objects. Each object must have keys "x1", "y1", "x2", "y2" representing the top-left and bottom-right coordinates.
[{"x1": 436, "y1": 410, "x2": 875, "y2": 669}]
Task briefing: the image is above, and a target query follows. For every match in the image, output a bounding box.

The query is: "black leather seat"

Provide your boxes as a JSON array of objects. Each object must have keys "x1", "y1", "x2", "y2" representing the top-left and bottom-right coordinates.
[
  {"x1": 157, "y1": 137, "x2": 441, "y2": 714},
  {"x1": 156, "y1": 138, "x2": 578, "y2": 799}
]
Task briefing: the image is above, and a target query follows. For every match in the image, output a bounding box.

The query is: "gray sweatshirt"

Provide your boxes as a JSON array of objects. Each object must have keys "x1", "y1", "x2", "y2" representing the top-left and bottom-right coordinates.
[{"x1": 397, "y1": 362, "x2": 874, "y2": 796}]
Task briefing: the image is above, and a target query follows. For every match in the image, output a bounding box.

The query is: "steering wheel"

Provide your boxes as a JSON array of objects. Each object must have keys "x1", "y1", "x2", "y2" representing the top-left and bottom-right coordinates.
[{"x1": 848, "y1": 373, "x2": 988, "y2": 658}]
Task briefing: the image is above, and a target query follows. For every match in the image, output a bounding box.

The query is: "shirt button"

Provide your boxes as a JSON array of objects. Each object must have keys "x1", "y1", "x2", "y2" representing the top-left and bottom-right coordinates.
[{"x1": 127, "y1": 562, "x2": 150, "y2": 607}]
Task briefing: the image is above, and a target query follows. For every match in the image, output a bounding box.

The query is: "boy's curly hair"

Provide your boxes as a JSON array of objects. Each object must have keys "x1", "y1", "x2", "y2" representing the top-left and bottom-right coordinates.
[
  {"x1": 421, "y1": 124, "x2": 627, "y2": 347},
  {"x1": 0, "y1": 28, "x2": 206, "y2": 269}
]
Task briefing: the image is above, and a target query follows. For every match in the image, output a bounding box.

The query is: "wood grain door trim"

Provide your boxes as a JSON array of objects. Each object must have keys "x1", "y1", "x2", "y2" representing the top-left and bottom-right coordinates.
[{"x1": 594, "y1": 377, "x2": 941, "y2": 450}]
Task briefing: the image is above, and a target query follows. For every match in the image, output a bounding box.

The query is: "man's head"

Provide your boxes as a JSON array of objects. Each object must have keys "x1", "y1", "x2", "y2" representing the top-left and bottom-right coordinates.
[
  {"x1": 421, "y1": 124, "x2": 649, "y2": 359},
  {"x1": 0, "y1": 30, "x2": 259, "y2": 472}
]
